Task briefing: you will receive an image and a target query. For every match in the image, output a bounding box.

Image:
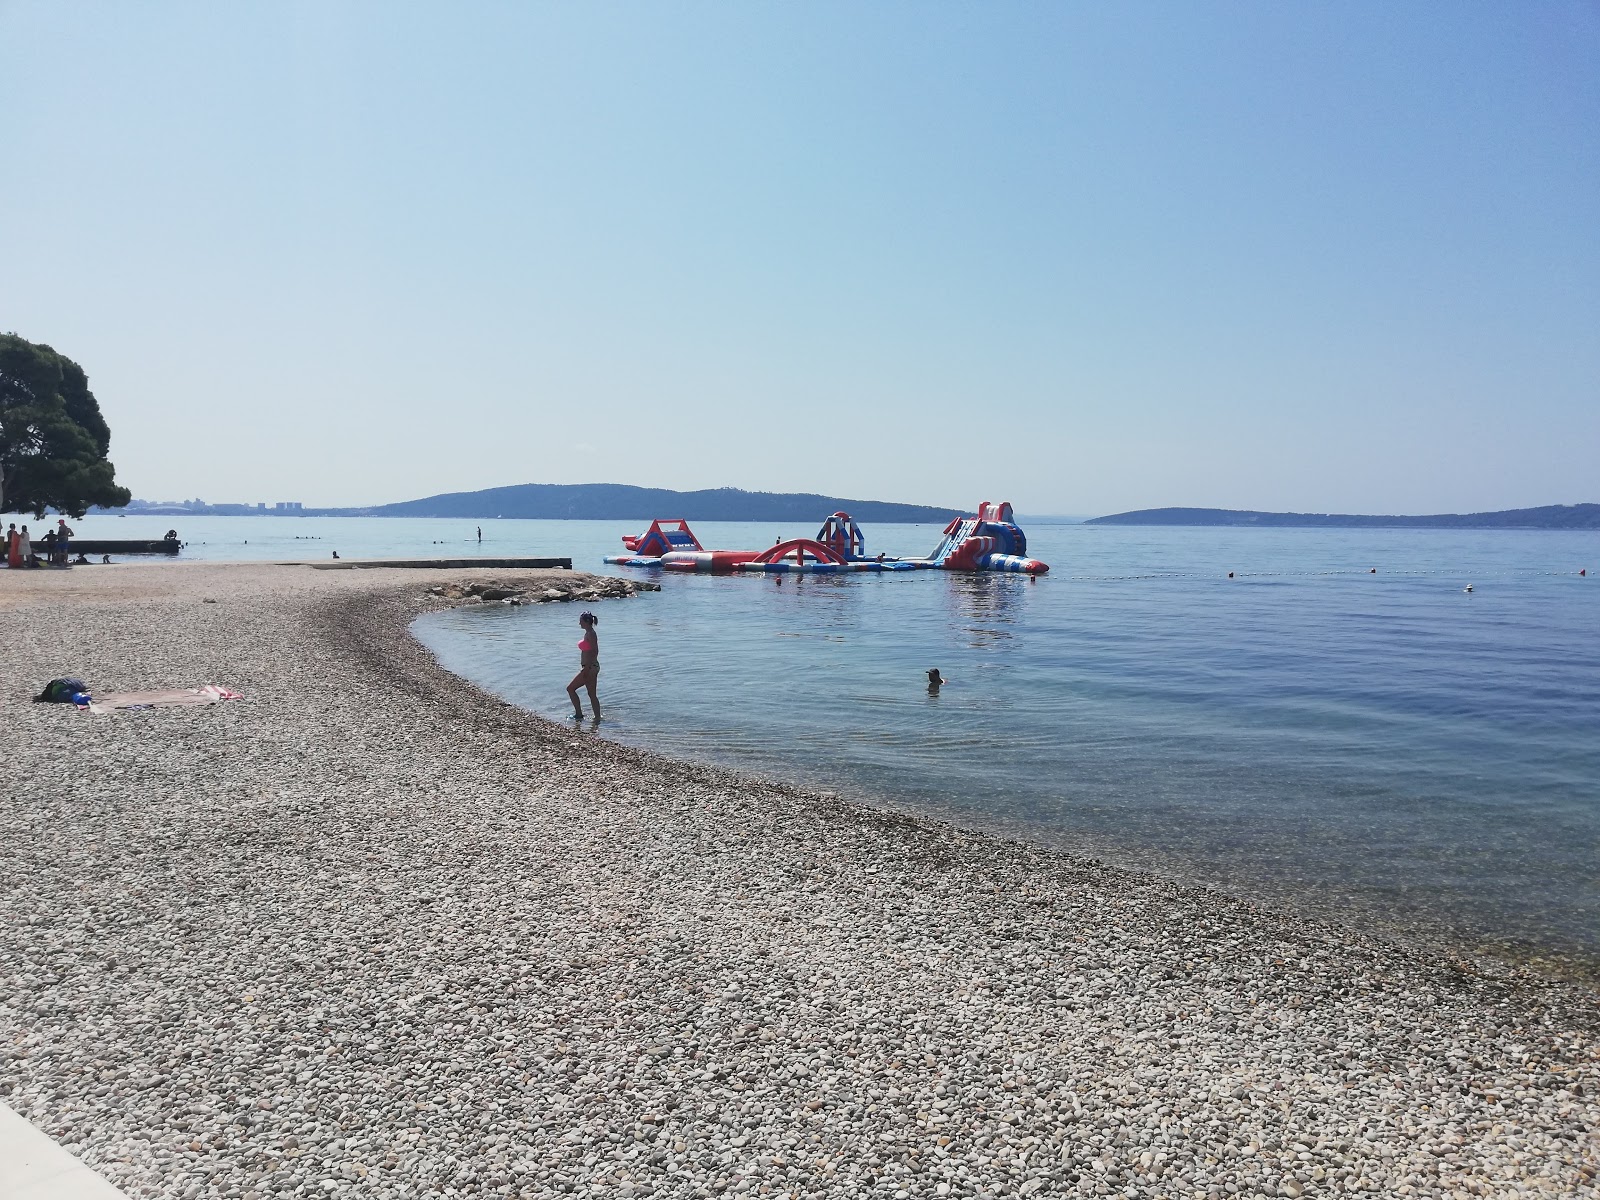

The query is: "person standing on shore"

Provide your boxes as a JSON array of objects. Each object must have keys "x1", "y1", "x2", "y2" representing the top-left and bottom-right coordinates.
[
  {"x1": 56, "y1": 518, "x2": 73, "y2": 565},
  {"x1": 17, "y1": 524, "x2": 32, "y2": 567},
  {"x1": 566, "y1": 611, "x2": 601, "y2": 719},
  {"x1": 6, "y1": 524, "x2": 17, "y2": 568}
]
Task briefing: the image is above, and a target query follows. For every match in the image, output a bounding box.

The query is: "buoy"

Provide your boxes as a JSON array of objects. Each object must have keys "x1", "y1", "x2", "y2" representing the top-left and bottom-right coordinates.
[
  {"x1": 1227, "y1": 571, "x2": 1234, "y2": 579},
  {"x1": 1370, "y1": 568, "x2": 1376, "y2": 574},
  {"x1": 1582, "y1": 568, "x2": 1588, "y2": 577}
]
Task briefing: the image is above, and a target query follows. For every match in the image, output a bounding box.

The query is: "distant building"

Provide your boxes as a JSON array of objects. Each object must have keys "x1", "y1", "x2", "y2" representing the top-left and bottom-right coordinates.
[{"x1": 273, "y1": 502, "x2": 304, "y2": 512}]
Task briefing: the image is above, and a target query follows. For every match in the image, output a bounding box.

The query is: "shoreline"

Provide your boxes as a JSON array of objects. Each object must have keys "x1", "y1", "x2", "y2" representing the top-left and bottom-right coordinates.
[
  {"x1": 410, "y1": 609, "x2": 1600, "y2": 992},
  {"x1": 2, "y1": 562, "x2": 1595, "y2": 1198},
  {"x1": 413, "y1": 598, "x2": 1560, "y2": 986}
]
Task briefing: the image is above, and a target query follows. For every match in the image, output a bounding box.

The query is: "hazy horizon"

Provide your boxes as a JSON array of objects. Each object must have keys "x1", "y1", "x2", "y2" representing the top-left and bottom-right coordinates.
[
  {"x1": 57, "y1": 482, "x2": 1600, "y2": 523},
  {"x1": 4, "y1": 3, "x2": 1596, "y2": 514}
]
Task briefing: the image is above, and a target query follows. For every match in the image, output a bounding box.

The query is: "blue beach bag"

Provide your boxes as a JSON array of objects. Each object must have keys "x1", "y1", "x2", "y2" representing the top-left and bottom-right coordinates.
[{"x1": 34, "y1": 677, "x2": 91, "y2": 705}]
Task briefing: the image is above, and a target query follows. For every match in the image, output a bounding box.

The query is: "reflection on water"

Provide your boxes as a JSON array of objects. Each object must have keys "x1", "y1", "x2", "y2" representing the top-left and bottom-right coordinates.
[
  {"x1": 413, "y1": 523, "x2": 1600, "y2": 972},
  {"x1": 944, "y1": 572, "x2": 1022, "y2": 648}
]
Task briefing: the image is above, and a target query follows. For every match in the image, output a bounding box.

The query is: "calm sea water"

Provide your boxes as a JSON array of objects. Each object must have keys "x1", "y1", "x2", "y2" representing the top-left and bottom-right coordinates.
[
  {"x1": 46, "y1": 514, "x2": 1599, "y2": 965},
  {"x1": 412, "y1": 519, "x2": 1598, "y2": 970}
]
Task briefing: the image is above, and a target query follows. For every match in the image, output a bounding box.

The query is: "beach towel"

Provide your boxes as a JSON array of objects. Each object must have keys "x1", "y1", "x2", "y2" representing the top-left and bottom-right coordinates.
[{"x1": 88, "y1": 685, "x2": 244, "y2": 714}]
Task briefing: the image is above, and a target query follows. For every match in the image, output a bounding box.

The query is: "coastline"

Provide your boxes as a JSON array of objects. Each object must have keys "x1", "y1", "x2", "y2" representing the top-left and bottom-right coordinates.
[{"x1": 1, "y1": 562, "x2": 1595, "y2": 1198}]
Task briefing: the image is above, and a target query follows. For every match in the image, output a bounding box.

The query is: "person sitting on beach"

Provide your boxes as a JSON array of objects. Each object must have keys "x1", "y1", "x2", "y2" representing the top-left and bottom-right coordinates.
[
  {"x1": 567, "y1": 611, "x2": 601, "y2": 719},
  {"x1": 73, "y1": 552, "x2": 90, "y2": 565}
]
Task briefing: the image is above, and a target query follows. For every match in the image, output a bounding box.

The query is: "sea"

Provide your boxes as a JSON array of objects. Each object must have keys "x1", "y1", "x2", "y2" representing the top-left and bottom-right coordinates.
[{"x1": 49, "y1": 512, "x2": 1600, "y2": 970}]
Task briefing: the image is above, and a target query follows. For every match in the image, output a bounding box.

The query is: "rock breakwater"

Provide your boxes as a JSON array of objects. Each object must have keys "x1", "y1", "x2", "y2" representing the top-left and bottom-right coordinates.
[{"x1": 425, "y1": 575, "x2": 658, "y2": 607}]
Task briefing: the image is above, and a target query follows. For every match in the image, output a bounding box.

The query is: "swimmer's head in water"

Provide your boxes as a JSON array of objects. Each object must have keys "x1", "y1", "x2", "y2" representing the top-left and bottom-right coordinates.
[{"x1": 927, "y1": 668, "x2": 943, "y2": 684}]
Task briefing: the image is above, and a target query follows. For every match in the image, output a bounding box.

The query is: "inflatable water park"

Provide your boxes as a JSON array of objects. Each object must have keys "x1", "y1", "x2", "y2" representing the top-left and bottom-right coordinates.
[{"x1": 604, "y1": 501, "x2": 1049, "y2": 575}]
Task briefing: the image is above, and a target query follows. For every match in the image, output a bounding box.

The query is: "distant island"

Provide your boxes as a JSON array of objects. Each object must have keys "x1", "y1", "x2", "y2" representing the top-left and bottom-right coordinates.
[
  {"x1": 1087, "y1": 504, "x2": 1600, "y2": 530},
  {"x1": 349, "y1": 483, "x2": 961, "y2": 523},
  {"x1": 110, "y1": 484, "x2": 963, "y2": 524}
]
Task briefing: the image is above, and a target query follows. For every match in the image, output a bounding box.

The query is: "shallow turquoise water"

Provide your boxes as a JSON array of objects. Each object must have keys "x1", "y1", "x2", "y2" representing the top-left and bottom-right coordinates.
[{"x1": 409, "y1": 521, "x2": 1600, "y2": 964}]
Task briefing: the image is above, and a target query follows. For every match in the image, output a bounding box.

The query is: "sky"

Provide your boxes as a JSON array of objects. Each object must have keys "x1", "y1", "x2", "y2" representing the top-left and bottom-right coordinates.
[{"x1": 2, "y1": 2, "x2": 1597, "y2": 516}]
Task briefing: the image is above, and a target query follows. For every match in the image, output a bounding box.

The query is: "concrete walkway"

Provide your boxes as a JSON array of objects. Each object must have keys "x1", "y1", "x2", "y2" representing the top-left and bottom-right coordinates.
[
  {"x1": 0, "y1": 1102, "x2": 131, "y2": 1199},
  {"x1": 307, "y1": 555, "x2": 572, "y2": 569}
]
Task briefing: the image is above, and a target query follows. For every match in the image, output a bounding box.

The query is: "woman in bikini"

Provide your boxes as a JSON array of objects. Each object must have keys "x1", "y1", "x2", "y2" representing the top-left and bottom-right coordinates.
[{"x1": 566, "y1": 611, "x2": 601, "y2": 719}]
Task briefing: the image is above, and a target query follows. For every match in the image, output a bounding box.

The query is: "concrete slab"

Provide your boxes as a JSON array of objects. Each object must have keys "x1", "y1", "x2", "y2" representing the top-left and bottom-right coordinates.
[
  {"x1": 0, "y1": 1101, "x2": 131, "y2": 1199},
  {"x1": 306, "y1": 557, "x2": 573, "y2": 570}
]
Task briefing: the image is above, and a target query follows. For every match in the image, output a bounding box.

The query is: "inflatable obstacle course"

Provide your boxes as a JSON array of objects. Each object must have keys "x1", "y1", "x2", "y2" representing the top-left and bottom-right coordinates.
[
  {"x1": 608, "y1": 518, "x2": 706, "y2": 565},
  {"x1": 605, "y1": 503, "x2": 1049, "y2": 575},
  {"x1": 921, "y1": 502, "x2": 1049, "y2": 573}
]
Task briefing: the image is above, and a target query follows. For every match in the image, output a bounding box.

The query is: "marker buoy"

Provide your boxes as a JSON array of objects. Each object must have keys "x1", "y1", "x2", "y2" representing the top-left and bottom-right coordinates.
[
  {"x1": 1370, "y1": 568, "x2": 1376, "y2": 574},
  {"x1": 1582, "y1": 569, "x2": 1588, "y2": 577},
  {"x1": 1227, "y1": 572, "x2": 1234, "y2": 579}
]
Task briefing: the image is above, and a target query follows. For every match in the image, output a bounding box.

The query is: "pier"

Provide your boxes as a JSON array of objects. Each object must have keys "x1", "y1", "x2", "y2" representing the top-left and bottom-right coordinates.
[{"x1": 308, "y1": 556, "x2": 572, "y2": 570}]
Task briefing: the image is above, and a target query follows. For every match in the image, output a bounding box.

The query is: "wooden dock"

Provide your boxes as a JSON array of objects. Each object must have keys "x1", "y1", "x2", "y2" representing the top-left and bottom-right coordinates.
[{"x1": 61, "y1": 539, "x2": 181, "y2": 556}]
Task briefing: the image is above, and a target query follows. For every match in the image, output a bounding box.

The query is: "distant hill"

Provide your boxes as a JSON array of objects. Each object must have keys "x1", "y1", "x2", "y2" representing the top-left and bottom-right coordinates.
[
  {"x1": 1086, "y1": 504, "x2": 1600, "y2": 530},
  {"x1": 339, "y1": 483, "x2": 963, "y2": 524}
]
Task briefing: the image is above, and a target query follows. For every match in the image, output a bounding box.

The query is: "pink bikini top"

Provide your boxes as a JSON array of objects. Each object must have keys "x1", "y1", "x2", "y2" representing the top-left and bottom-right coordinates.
[{"x1": 579, "y1": 639, "x2": 595, "y2": 651}]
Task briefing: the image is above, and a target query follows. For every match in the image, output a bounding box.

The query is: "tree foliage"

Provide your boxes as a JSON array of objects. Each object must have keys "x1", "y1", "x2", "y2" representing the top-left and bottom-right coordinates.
[{"x1": 0, "y1": 334, "x2": 132, "y2": 518}]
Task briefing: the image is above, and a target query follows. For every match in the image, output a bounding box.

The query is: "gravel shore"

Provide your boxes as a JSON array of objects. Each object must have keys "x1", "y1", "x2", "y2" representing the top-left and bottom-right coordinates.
[{"x1": 2, "y1": 562, "x2": 1596, "y2": 1199}]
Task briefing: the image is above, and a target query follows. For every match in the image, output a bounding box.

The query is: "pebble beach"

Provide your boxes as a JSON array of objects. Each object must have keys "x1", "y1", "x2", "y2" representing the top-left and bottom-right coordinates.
[{"x1": 1, "y1": 562, "x2": 1596, "y2": 1199}]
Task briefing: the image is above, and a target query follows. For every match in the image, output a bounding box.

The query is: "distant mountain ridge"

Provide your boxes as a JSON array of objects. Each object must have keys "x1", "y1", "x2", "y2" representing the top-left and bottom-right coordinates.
[
  {"x1": 338, "y1": 483, "x2": 962, "y2": 524},
  {"x1": 1086, "y1": 504, "x2": 1600, "y2": 530}
]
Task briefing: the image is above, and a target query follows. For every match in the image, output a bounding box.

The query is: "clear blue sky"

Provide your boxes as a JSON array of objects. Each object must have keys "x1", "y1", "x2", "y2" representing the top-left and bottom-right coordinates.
[{"x1": 3, "y1": 2, "x2": 1596, "y2": 514}]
